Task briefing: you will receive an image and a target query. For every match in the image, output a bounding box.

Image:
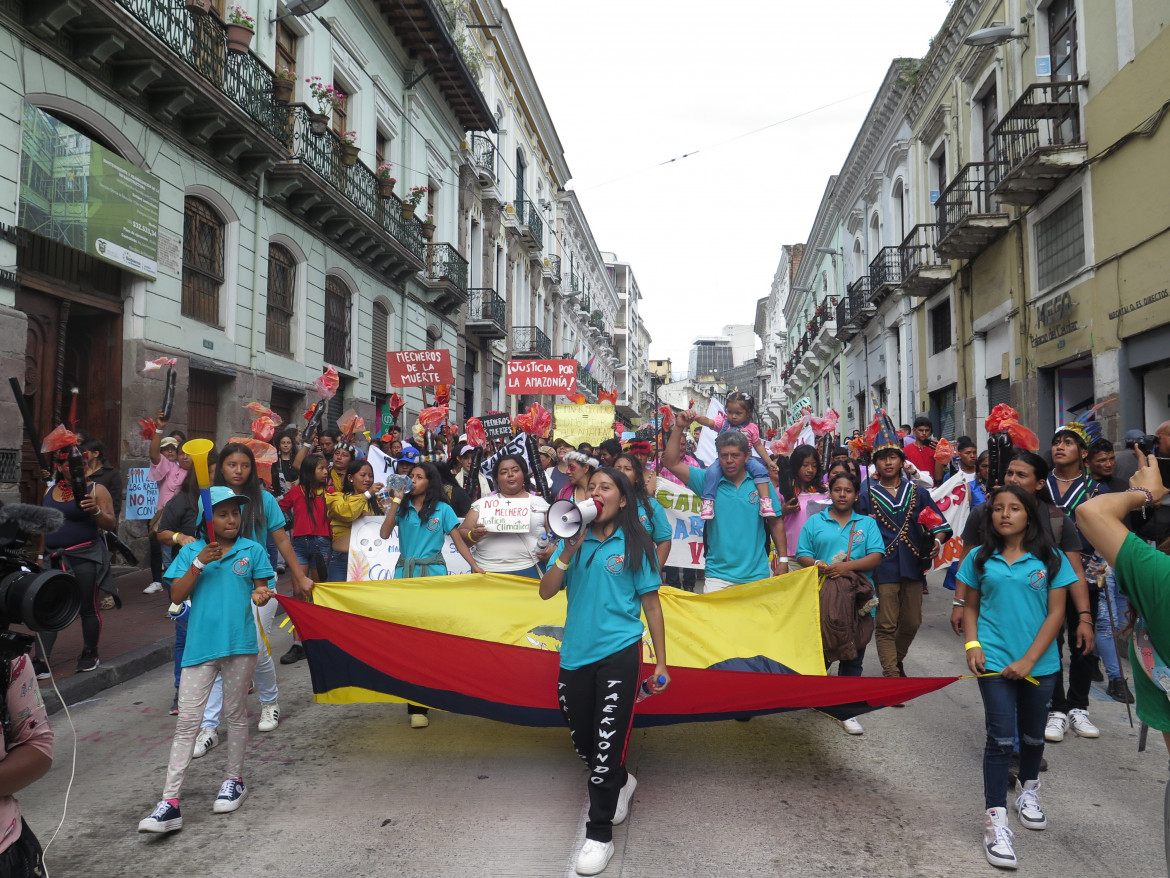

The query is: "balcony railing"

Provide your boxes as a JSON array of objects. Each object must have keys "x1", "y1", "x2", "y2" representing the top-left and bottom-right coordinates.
[
  {"x1": 577, "y1": 365, "x2": 600, "y2": 397},
  {"x1": 425, "y1": 242, "x2": 469, "y2": 292},
  {"x1": 466, "y1": 287, "x2": 505, "y2": 338},
  {"x1": 869, "y1": 246, "x2": 902, "y2": 298},
  {"x1": 993, "y1": 80, "x2": 1088, "y2": 205},
  {"x1": 569, "y1": 271, "x2": 579, "y2": 293},
  {"x1": 547, "y1": 255, "x2": 562, "y2": 283},
  {"x1": 115, "y1": 0, "x2": 290, "y2": 143},
  {"x1": 935, "y1": 161, "x2": 1009, "y2": 259},
  {"x1": 514, "y1": 199, "x2": 544, "y2": 247},
  {"x1": 471, "y1": 133, "x2": 496, "y2": 183},
  {"x1": 512, "y1": 326, "x2": 551, "y2": 359},
  {"x1": 898, "y1": 223, "x2": 951, "y2": 297},
  {"x1": 847, "y1": 276, "x2": 873, "y2": 326},
  {"x1": 286, "y1": 106, "x2": 425, "y2": 261}
]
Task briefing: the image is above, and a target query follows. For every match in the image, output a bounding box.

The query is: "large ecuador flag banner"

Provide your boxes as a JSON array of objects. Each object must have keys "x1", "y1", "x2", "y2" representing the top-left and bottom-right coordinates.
[{"x1": 277, "y1": 569, "x2": 958, "y2": 726}]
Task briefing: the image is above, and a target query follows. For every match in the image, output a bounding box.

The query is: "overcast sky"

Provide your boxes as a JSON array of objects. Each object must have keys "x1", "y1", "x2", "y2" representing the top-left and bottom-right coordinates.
[{"x1": 503, "y1": 0, "x2": 953, "y2": 374}]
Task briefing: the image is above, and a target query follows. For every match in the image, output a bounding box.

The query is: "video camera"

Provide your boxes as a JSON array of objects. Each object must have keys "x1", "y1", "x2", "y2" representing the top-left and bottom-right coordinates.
[{"x1": 0, "y1": 502, "x2": 82, "y2": 661}]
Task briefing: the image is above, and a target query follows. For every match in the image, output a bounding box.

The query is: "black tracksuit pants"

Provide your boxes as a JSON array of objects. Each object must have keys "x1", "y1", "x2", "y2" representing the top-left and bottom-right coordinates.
[{"x1": 558, "y1": 640, "x2": 640, "y2": 843}]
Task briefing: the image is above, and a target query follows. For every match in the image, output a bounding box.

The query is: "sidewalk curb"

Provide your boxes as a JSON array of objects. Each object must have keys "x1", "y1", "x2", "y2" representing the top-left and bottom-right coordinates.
[{"x1": 43, "y1": 635, "x2": 174, "y2": 715}]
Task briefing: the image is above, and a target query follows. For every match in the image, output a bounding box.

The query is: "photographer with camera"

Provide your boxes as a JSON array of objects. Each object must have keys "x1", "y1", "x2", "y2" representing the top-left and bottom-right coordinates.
[
  {"x1": 33, "y1": 440, "x2": 117, "y2": 677},
  {"x1": 1076, "y1": 454, "x2": 1170, "y2": 756}
]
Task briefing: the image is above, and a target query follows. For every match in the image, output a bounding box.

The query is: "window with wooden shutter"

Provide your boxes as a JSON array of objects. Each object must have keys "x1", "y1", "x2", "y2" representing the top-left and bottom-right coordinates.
[
  {"x1": 182, "y1": 197, "x2": 224, "y2": 325},
  {"x1": 371, "y1": 301, "x2": 388, "y2": 396},
  {"x1": 332, "y1": 79, "x2": 347, "y2": 137},
  {"x1": 266, "y1": 244, "x2": 295, "y2": 355},
  {"x1": 324, "y1": 275, "x2": 351, "y2": 369},
  {"x1": 187, "y1": 370, "x2": 220, "y2": 442},
  {"x1": 275, "y1": 20, "x2": 297, "y2": 80}
]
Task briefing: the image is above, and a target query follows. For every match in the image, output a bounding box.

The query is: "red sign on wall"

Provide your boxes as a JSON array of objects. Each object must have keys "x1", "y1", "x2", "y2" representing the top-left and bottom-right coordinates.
[
  {"x1": 386, "y1": 350, "x2": 453, "y2": 387},
  {"x1": 505, "y1": 359, "x2": 578, "y2": 395}
]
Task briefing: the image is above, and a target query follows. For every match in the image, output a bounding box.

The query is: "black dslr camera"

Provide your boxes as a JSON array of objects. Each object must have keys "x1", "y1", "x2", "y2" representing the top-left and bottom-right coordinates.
[
  {"x1": 1125, "y1": 433, "x2": 1158, "y2": 456},
  {"x1": 0, "y1": 502, "x2": 82, "y2": 661}
]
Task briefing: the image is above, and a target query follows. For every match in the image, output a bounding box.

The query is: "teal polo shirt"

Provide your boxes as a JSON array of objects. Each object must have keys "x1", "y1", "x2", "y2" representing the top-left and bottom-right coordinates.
[
  {"x1": 167, "y1": 536, "x2": 274, "y2": 667},
  {"x1": 637, "y1": 497, "x2": 672, "y2": 543},
  {"x1": 549, "y1": 528, "x2": 660, "y2": 670},
  {"x1": 393, "y1": 501, "x2": 459, "y2": 578},
  {"x1": 685, "y1": 465, "x2": 780, "y2": 584},
  {"x1": 957, "y1": 548, "x2": 1075, "y2": 675},
  {"x1": 795, "y1": 509, "x2": 886, "y2": 584}
]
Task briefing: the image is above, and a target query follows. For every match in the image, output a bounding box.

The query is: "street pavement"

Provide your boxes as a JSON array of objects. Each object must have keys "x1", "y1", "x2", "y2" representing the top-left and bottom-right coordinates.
[{"x1": 18, "y1": 572, "x2": 1170, "y2": 878}]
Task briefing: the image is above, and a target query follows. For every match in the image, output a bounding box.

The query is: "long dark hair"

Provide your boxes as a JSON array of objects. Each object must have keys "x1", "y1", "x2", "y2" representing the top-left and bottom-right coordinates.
[
  {"x1": 215, "y1": 442, "x2": 268, "y2": 542},
  {"x1": 407, "y1": 462, "x2": 446, "y2": 522},
  {"x1": 790, "y1": 444, "x2": 824, "y2": 493},
  {"x1": 342, "y1": 460, "x2": 381, "y2": 515},
  {"x1": 298, "y1": 454, "x2": 325, "y2": 529},
  {"x1": 1010, "y1": 450, "x2": 1054, "y2": 504},
  {"x1": 974, "y1": 485, "x2": 1061, "y2": 583},
  {"x1": 614, "y1": 453, "x2": 655, "y2": 525},
  {"x1": 593, "y1": 467, "x2": 657, "y2": 576}
]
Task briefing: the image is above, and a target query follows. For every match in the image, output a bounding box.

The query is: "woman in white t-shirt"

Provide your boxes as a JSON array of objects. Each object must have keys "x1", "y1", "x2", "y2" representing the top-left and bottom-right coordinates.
[{"x1": 459, "y1": 454, "x2": 552, "y2": 579}]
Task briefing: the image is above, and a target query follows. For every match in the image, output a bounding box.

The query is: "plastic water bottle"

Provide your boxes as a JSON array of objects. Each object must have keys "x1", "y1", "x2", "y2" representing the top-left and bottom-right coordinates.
[
  {"x1": 167, "y1": 601, "x2": 189, "y2": 623},
  {"x1": 536, "y1": 532, "x2": 551, "y2": 552},
  {"x1": 635, "y1": 674, "x2": 666, "y2": 703}
]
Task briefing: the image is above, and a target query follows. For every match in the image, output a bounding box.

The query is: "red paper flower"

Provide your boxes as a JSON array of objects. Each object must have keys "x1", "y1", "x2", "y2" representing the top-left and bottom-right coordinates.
[
  {"x1": 464, "y1": 417, "x2": 487, "y2": 447},
  {"x1": 138, "y1": 418, "x2": 159, "y2": 440},
  {"x1": 917, "y1": 507, "x2": 945, "y2": 529},
  {"x1": 418, "y1": 406, "x2": 448, "y2": 432},
  {"x1": 313, "y1": 366, "x2": 339, "y2": 400},
  {"x1": 658, "y1": 405, "x2": 675, "y2": 432}
]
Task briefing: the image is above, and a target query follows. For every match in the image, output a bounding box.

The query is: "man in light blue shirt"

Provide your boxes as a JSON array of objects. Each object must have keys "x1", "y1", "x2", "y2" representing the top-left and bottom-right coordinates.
[{"x1": 663, "y1": 411, "x2": 787, "y2": 591}]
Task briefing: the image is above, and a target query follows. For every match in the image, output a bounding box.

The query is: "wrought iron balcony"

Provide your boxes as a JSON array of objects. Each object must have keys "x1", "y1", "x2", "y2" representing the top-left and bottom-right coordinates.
[
  {"x1": 512, "y1": 326, "x2": 551, "y2": 359},
  {"x1": 547, "y1": 255, "x2": 562, "y2": 284},
  {"x1": 466, "y1": 287, "x2": 505, "y2": 340},
  {"x1": 868, "y1": 246, "x2": 902, "y2": 303},
  {"x1": 577, "y1": 294, "x2": 591, "y2": 315},
  {"x1": 577, "y1": 365, "x2": 600, "y2": 398},
  {"x1": 935, "y1": 161, "x2": 1009, "y2": 260},
  {"x1": 421, "y1": 242, "x2": 469, "y2": 313},
  {"x1": 269, "y1": 106, "x2": 425, "y2": 282},
  {"x1": 898, "y1": 223, "x2": 951, "y2": 297},
  {"x1": 471, "y1": 133, "x2": 496, "y2": 186},
  {"x1": 836, "y1": 294, "x2": 860, "y2": 342},
  {"x1": 993, "y1": 80, "x2": 1088, "y2": 206},
  {"x1": 514, "y1": 199, "x2": 543, "y2": 250},
  {"x1": 570, "y1": 271, "x2": 579, "y2": 293},
  {"x1": 847, "y1": 276, "x2": 874, "y2": 328}
]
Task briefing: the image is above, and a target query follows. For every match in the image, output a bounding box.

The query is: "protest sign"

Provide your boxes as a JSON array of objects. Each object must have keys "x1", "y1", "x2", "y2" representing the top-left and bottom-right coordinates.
[
  {"x1": 346, "y1": 517, "x2": 472, "y2": 581},
  {"x1": 652, "y1": 478, "x2": 705, "y2": 569},
  {"x1": 928, "y1": 471, "x2": 974, "y2": 571},
  {"x1": 124, "y1": 467, "x2": 159, "y2": 521},
  {"x1": 476, "y1": 495, "x2": 534, "y2": 533},
  {"x1": 367, "y1": 444, "x2": 395, "y2": 482},
  {"x1": 506, "y1": 359, "x2": 576, "y2": 395},
  {"x1": 479, "y1": 413, "x2": 513, "y2": 441},
  {"x1": 553, "y1": 403, "x2": 614, "y2": 447},
  {"x1": 386, "y1": 350, "x2": 453, "y2": 387}
]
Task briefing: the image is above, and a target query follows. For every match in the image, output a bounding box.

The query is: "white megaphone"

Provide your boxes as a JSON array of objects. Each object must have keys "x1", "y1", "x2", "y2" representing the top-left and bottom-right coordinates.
[{"x1": 546, "y1": 498, "x2": 602, "y2": 539}]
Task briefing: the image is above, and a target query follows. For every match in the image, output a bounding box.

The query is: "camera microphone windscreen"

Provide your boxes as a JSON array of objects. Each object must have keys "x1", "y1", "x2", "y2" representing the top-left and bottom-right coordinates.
[{"x1": 0, "y1": 503, "x2": 65, "y2": 535}]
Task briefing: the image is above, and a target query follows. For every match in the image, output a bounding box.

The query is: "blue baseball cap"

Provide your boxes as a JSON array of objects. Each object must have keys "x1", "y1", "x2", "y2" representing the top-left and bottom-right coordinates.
[
  {"x1": 396, "y1": 446, "x2": 420, "y2": 465},
  {"x1": 209, "y1": 486, "x2": 249, "y2": 507}
]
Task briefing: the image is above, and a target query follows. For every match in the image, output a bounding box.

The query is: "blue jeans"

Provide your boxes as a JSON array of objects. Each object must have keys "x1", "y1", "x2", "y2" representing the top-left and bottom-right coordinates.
[
  {"x1": 701, "y1": 455, "x2": 770, "y2": 501},
  {"x1": 977, "y1": 671, "x2": 1057, "y2": 810},
  {"x1": 292, "y1": 535, "x2": 331, "y2": 567},
  {"x1": 327, "y1": 550, "x2": 348, "y2": 582},
  {"x1": 1094, "y1": 571, "x2": 1131, "y2": 681}
]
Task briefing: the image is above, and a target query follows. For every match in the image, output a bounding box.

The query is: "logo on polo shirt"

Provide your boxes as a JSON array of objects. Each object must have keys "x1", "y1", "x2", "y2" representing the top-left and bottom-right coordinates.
[
  {"x1": 606, "y1": 554, "x2": 625, "y2": 574},
  {"x1": 1029, "y1": 569, "x2": 1047, "y2": 590},
  {"x1": 232, "y1": 557, "x2": 250, "y2": 576},
  {"x1": 748, "y1": 490, "x2": 759, "y2": 505},
  {"x1": 426, "y1": 517, "x2": 441, "y2": 532}
]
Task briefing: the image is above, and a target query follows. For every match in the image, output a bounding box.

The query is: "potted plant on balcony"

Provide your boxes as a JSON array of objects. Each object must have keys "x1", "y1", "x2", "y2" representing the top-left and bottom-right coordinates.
[
  {"x1": 376, "y1": 164, "x2": 396, "y2": 198},
  {"x1": 306, "y1": 76, "x2": 344, "y2": 136},
  {"x1": 272, "y1": 65, "x2": 295, "y2": 104},
  {"x1": 340, "y1": 131, "x2": 360, "y2": 166},
  {"x1": 186, "y1": 0, "x2": 211, "y2": 14},
  {"x1": 224, "y1": 4, "x2": 256, "y2": 54},
  {"x1": 420, "y1": 213, "x2": 436, "y2": 241},
  {"x1": 402, "y1": 185, "x2": 428, "y2": 222}
]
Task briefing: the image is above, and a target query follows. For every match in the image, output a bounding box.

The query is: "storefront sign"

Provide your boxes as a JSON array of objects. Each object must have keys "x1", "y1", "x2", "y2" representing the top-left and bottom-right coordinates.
[
  {"x1": 505, "y1": 359, "x2": 577, "y2": 395},
  {"x1": 18, "y1": 101, "x2": 161, "y2": 279},
  {"x1": 1109, "y1": 288, "x2": 1169, "y2": 320},
  {"x1": 386, "y1": 350, "x2": 453, "y2": 386},
  {"x1": 553, "y1": 404, "x2": 614, "y2": 446},
  {"x1": 1030, "y1": 293, "x2": 1079, "y2": 347}
]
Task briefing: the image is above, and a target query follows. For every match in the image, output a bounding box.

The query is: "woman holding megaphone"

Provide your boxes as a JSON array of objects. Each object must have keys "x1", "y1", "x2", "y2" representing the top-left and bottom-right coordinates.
[{"x1": 539, "y1": 468, "x2": 669, "y2": 877}]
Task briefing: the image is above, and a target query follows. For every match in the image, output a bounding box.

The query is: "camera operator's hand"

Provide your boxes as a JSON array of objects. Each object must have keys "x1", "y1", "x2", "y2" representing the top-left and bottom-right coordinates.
[
  {"x1": 197, "y1": 542, "x2": 223, "y2": 566},
  {"x1": 1133, "y1": 452, "x2": 1169, "y2": 504}
]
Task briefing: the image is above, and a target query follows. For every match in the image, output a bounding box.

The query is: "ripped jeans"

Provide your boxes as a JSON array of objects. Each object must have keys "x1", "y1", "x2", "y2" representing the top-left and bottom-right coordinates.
[{"x1": 977, "y1": 671, "x2": 1057, "y2": 810}]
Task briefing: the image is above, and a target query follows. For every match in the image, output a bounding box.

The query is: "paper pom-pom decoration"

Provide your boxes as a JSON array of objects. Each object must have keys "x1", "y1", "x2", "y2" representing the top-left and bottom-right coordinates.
[
  {"x1": 917, "y1": 507, "x2": 945, "y2": 529},
  {"x1": 434, "y1": 384, "x2": 451, "y2": 407},
  {"x1": 338, "y1": 409, "x2": 366, "y2": 440},
  {"x1": 811, "y1": 408, "x2": 839, "y2": 438},
  {"x1": 657, "y1": 405, "x2": 675, "y2": 432},
  {"x1": 251, "y1": 416, "x2": 277, "y2": 442},
  {"x1": 776, "y1": 415, "x2": 810, "y2": 455},
  {"x1": 230, "y1": 439, "x2": 277, "y2": 485},
  {"x1": 142, "y1": 356, "x2": 176, "y2": 372},
  {"x1": 985, "y1": 403, "x2": 1039, "y2": 451},
  {"x1": 513, "y1": 403, "x2": 551, "y2": 436},
  {"x1": 138, "y1": 418, "x2": 159, "y2": 440},
  {"x1": 313, "y1": 366, "x2": 339, "y2": 400},
  {"x1": 41, "y1": 424, "x2": 78, "y2": 454},
  {"x1": 417, "y1": 406, "x2": 448, "y2": 432},
  {"x1": 464, "y1": 417, "x2": 486, "y2": 447},
  {"x1": 245, "y1": 401, "x2": 281, "y2": 425},
  {"x1": 934, "y1": 437, "x2": 955, "y2": 463}
]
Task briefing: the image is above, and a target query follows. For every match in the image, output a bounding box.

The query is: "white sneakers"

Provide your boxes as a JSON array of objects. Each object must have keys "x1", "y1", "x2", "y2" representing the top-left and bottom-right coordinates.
[
  {"x1": 983, "y1": 807, "x2": 1017, "y2": 868},
  {"x1": 1067, "y1": 708, "x2": 1099, "y2": 738},
  {"x1": 410, "y1": 712, "x2": 430, "y2": 729},
  {"x1": 1014, "y1": 779, "x2": 1046, "y2": 830},
  {"x1": 613, "y1": 774, "x2": 637, "y2": 825},
  {"x1": 575, "y1": 839, "x2": 614, "y2": 876},
  {"x1": 192, "y1": 728, "x2": 218, "y2": 759},
  {"x1": 841, "y1": 717, "x2": 864, "y2": 736},
  {"x1": 143, "y1": 581, "x2": 164, "y2": 594},
  {"x1": 258, "y1": 703, "x2": 280, "y2": 733},
  {"x1": 1044, "y1": 711, "x2": 1067, "y2": 743}
]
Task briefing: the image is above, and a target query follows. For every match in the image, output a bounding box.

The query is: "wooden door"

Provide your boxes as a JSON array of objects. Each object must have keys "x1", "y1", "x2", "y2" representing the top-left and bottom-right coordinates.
[{"x1": 15, "y1": 288, "x2": 65, "y2": 503}]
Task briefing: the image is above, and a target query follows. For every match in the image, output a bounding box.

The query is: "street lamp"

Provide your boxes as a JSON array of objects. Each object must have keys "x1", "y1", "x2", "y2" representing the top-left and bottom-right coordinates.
[{"x1": 964, "y1": 25, "x2": 1027, "y2": 47}]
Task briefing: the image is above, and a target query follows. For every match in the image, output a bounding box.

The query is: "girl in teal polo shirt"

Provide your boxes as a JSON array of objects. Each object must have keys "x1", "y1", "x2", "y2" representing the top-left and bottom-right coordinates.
[
  {"x1": 613, "y1": 452, "x2": 673, "y2": 575},
  {"x1": 539, "y1": 468, "x2": 669, "y2": 877},
  {"x1": 958, "y1": 485, "x2": 1074, "y2": 870}
]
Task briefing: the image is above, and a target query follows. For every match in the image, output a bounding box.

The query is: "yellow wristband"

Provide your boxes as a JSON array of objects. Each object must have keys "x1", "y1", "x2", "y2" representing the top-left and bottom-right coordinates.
[
  {"x1": 554, "y1": 558, "x2": 570, "y2": 572},
  {"x1": 467, "y1": 532, "x2": 477, "y2": 543},
  {"x1": 172, "y1": 532, "x2": 180, "y2": 545},
  {"x1": 391, "y1": 497, "x2": 401, "y2": 505},
  {"x1": 964, "y1": 641, "x2": 982, "y2": 651}
]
